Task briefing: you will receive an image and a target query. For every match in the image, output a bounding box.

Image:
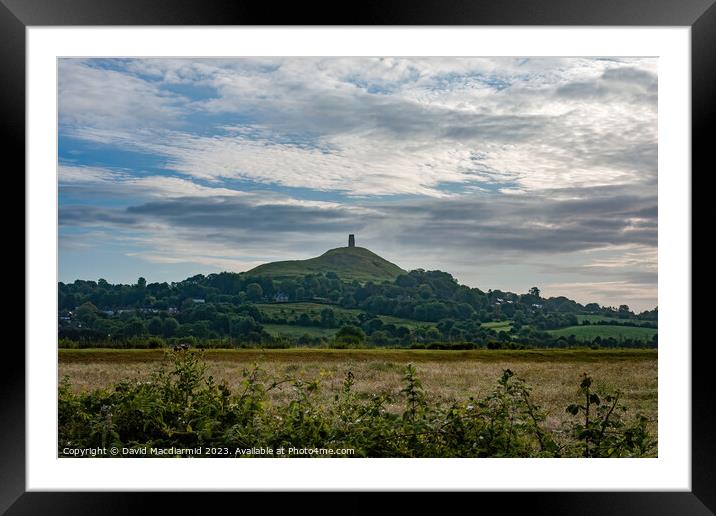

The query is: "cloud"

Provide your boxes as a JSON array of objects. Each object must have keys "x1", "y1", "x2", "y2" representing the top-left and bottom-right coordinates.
[
  {"x1": 59, "y1": 183, "x2": 656, "y2": 259},
  {"x1": 542, "y1": 281, "x2": 657, "y2": 307},
  {"x1": 59, "y1": 165, "x2": 250, "y2": 199},
  {"x1": 59, "y1": 60, "x2": 188, "y2": 130},
  {"x1": 60, "y1": 57, "x2": 657, "y2": 196},
  {"x1": 556, "y1": 66, "x2": 657, "y2": 102}
]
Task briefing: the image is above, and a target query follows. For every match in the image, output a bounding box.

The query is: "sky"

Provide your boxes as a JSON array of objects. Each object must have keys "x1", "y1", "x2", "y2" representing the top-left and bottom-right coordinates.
[{"x1": 58, "y1": 57, "x2": 658, "y2": 312}]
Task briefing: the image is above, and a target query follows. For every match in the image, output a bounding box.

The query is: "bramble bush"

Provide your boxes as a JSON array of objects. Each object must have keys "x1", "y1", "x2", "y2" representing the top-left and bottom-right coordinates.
[{"x1": 58, "y1": 349, "x2": 656, "y2": 458}]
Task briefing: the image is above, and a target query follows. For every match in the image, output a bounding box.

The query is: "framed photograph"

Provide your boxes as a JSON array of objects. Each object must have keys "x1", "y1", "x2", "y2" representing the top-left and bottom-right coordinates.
[{"x1": 6, "y1": 0, "x2": 711, "y2": 512}]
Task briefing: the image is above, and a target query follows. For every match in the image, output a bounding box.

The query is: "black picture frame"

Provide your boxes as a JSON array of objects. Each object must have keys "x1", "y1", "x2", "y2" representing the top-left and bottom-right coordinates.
[{"x1": 4, "y1": 0, "x2": 711, "y2": 512}]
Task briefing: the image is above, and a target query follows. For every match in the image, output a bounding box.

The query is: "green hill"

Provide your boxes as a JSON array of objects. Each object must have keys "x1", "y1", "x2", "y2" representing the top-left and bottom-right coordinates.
[{"x1": 245, "y1": 246, "x2": 406, "y2": 283}]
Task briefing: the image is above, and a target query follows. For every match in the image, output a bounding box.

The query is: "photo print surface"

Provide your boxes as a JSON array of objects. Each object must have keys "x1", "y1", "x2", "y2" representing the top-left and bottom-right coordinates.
[{"x1": 58, "y1": 57, "x2": 658, "y2": 458}]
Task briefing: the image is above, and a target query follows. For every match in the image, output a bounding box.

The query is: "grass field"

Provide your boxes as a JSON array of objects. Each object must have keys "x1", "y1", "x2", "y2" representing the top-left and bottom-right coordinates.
[
  {"x1": 576, "y1": 314, "x2": 656, "y2": 326},
  {"x1": 480, "y1": 320, "x2": 513, "y2": 332},
  {"x1": 375, "y1": 315, "x2": 433, "y2": 329},
  {"x1": 257, "y1": 302, "x2": 436, "y2": 334},
  {"x1": 262, "y1": 323, "x2": 337, "y2": 338},
  {"x1": 548, "y1": 325, "x2": 657, "y2": 342},
  {"x1": 59, "y1": 348, "x2": 657, "y2": 437},
  {"x1": 576, "y1": 314, "x2": 625, "y2": 324},
  {"x1": 256, "y1": 306, "x2": 659, "y2": 343},
  {"x1": 257, "y1": 302, "x2": 359, "y2": 318},
  {"x1": 259, "y1": 311, "x2": 657, "y2": 342}
]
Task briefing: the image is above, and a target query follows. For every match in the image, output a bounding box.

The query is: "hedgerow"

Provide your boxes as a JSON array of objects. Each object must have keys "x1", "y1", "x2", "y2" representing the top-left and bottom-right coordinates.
[{"x1": 58, "y1": 349, "x2": 656, "y2": 458}]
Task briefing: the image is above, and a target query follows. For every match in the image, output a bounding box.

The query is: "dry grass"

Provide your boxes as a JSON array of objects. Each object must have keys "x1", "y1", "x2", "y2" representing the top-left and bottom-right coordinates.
[{"x1": 59, "y1": 349, "x2": 657, "y2": 436}]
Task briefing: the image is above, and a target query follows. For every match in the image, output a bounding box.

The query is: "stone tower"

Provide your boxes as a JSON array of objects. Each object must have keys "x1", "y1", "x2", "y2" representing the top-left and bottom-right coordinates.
[{"x1": 348, "y1": 234, "x2": 355, "y2": 247}]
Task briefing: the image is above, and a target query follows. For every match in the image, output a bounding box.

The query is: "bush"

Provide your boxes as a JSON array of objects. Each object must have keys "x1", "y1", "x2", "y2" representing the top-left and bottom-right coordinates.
[
  {"x1": 147, "y1": 336, "x2": 165, "y2": 349},
  {"x1": 335, "y1": 325, "x2": 365, "y2": 345},
  {"x1": 564, "y1": 374, "x2": 656, "y2": 457},
  {"x1": 58, "y1": 350, "x2": 656, "y2": 458},
  {"x1": 58, "y1": 338, "x2": 78, "y2": 349}
]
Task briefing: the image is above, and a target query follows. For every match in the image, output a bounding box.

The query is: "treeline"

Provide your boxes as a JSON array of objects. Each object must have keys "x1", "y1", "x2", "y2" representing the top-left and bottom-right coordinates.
[
  {"x1": 58, "y1": 270, "x2": 657, "y2": 349},
  {"x1": 580, "y1": 319, "x2": 657, "y2": 329},
  {"x1": 59, "y1": 271, "x2": 652, "y2": 320}
]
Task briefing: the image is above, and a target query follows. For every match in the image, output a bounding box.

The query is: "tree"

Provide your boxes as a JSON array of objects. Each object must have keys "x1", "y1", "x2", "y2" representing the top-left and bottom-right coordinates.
[
  {"x1": 396, "y1": 274, "x2": 417, "y2": 288},
  {"x1": 529, "y1": 286, "x2": 541, "y2": 298},
  {"x1": 137, "y1": 277, "x2": 147, "y2": 288},
  {"x1": 425, "y1": 327, "x2": 442, "y2": 342},
  {"x1": 246, "y1": 283, "x2": 263, "y2": 302},
  {"x1": 370, "y1": 330, "x2": 391, "y2": 345},
  {"x1": 162, "y1": 317, "x2": 179, "y2": 338},
  {"x1": 436, "y1": 319, "x2": 454, "y2": 333},
  {"x1": 147, "y1": 316, "x2": 163, "y2": 335},
  {"x1": 418, "y1": 284, "x2": 433, "y2": 300},
  {"x1": 75, "y1": 302, "x2": 99, "y2": 326},
  {"x1": 618, "y1": 304, "x2": 632, "y2": 319},
  {"x1": 336, "y1": 325, "x2": 365, "y2": 345},
  {"x1": 233, "y1": 316, "x2": 262, "y2": 336},
  {"x1": 237, "y1": 303, "x2": 262, "y2": 321},
  {"x1": 418, "y1": 301, "x2": 449, "y2": 322},
  {"x1": 363, "y1": 318, "x2": 384, "y2": 334},
  {"x1": 123, "y1": 317, "x2": 146, "y2": 338},
  {"x1": 320, "y1": 308, "x2": 336, "y2": 328}
]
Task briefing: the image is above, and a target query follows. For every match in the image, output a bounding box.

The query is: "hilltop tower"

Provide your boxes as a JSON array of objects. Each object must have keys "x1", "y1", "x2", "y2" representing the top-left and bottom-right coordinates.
[{"x1": 348, "y1": 234, "x2": 355, "y2": 247}]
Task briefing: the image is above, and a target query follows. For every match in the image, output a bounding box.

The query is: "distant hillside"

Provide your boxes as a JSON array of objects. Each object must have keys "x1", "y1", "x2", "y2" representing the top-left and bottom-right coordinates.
[{"x1": 245, "y1": 246, "x2": 406, "y2": 283}]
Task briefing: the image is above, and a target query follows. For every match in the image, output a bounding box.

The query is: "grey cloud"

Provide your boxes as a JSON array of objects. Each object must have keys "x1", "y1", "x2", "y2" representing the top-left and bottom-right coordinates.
[
  {"x1": 556, "y1": 66, "x2": 657, "y2": 102},
  {"x1": 622, "y1": 270, "x2": 658, "y2": 284},
  {"x1": 59, "y1": 198, "x2": 369, "y2": 259},
  {"x1": 440, "y1": 113, "x2": 554, "y2": 142},
  {"x1": 125, "y1": 198, "x2": 362, "y2": 234},
  {"x1": 233, "y1": 86, "x2": 550, "y2": 143},
  {"x1": 61, "y1": 185, "x2": 656, "y2": 257},
  {"x1": 602, "y1": 67, "x2": 657, "y2": 89},
  {"x1": 60, "y1": 206, "x2": 141, "y2": 227},
  {"x1": 199, "y1": 61, "x2": 656, "y2": 151},
  {"x1": 378, "y1": 188, "x2": 657, "y2": 255}
]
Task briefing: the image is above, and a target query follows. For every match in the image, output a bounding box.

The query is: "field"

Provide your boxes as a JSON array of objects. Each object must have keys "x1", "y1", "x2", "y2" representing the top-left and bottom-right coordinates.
[
  {"x1": 480, "y1": 320, "x2": 513, "y2": 332},
  {"x1": 257, "y1": 302, "x2": 359, "y2": 319},
  {"x1": 576, "y1": 314, "x2": 624, "y2": 324},
  {"x1": 548, "y1": 325, "x2": 657, "y2": 342},
  {"x1": 576, "y1": 314, "x2": 657, "y2": 326},
  {"x1": 262, "y1": 323, "x2": 338, "y2": 338},
  {"x1": 256, "y1": 302, "x2": 436, "y2": 336},
  {"x1": 59, "y1": 348, "x2": 657, "y2": 438},
  {"x1": 256, "y1": 304, "x2": 659, "y2": 344},
  {"x1": 256, "y1": 302, "x2": 432, "y2": 328},
  {"x1": 378, "y1": 315, "x2": 435, "y2": 329}
]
